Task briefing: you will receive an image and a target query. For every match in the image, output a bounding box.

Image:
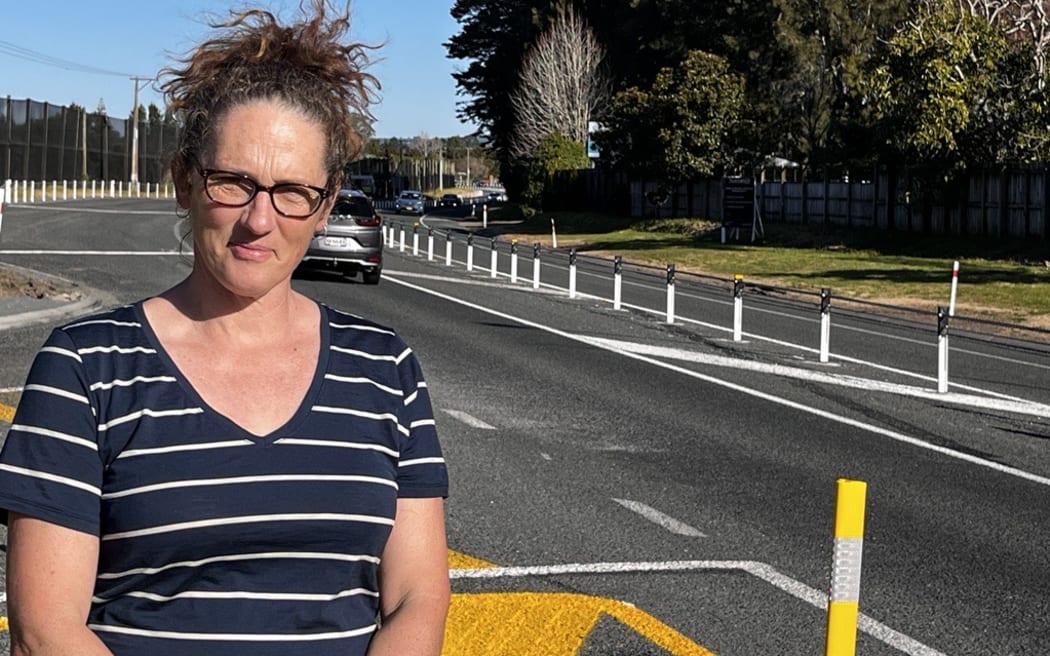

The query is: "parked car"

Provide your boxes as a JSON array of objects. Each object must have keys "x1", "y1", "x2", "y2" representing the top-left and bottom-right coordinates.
[
  {"x1": 438, "y1": 193, "x2": 461, "y2": 207},
  {"x1": 395, "y1": 189, "x2": 424, "y2": 214},
  {"x1": 298, "y1": 189, "x2": 382, "y2": 284}
]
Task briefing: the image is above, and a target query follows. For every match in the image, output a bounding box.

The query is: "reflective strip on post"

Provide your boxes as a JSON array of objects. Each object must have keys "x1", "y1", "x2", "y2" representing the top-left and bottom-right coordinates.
[{"x1": 825, "y1": 478, "x2": 867, "y2": 656}]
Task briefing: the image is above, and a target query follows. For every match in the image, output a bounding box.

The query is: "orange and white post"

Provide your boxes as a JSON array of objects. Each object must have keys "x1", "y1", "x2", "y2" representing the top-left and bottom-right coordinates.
[{"x1": 825, "y1": 478, "x2": 867, "y2": 656}]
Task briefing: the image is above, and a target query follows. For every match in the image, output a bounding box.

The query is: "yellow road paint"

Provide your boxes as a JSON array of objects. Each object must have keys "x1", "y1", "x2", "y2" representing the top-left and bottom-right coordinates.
[
  {"x1": 0, "y1": 402, "x2": 14, "y2": 423},
  {"x1": 443, "y1": 591, "x2": 714, "y2": 656},
  {"x1": 0, "y1": 616, "x2": 8, "y2": 631},
  {"x1": 448, "y1": 550, "x2": 498, "y2": 570}
]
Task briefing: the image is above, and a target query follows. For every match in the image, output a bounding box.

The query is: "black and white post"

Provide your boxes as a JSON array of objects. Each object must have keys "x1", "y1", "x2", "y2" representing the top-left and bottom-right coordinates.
[
  {"x1": 427, "y1": 227, "x2": 434, "y2": 261},
  {"x1": 733, "y1": 274, "x2": 745, "y2": 341},
  {"x1": 490, "y1": 238, "x2": 498, "y2": 279},
  {"x1": 937, "y1": 306, "x2": 950, "y2": 394},
  {"x1": 466, "y1": 233, "x2": 475, "y2": 272},
  {"x1": 666, "y1": 264, "x2": 676, "y2": 324},
  {"x1": 510, "y1": 240, "x2": 519, "y2": 283},
  {"x1": 569, "y1": 248, "x2": 578, "y2": 298},
  {"x1": 445, "y1": 232, "x2": 453, "y2": 266},
  {"x1": 532, "y1": 243, "x2": 541, "y2": 290},
  {"x1": 819, "y1": 288, "x2": 832, "y2": 363},
  {"x1": 613, "y1": 256, "x2": 623, "y2": 311}
]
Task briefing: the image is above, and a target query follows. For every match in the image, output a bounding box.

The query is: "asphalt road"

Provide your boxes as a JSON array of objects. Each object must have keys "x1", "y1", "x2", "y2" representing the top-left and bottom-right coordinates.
[{"x1": 1, "y1": 199, "x2": 1048, "y2": 655}]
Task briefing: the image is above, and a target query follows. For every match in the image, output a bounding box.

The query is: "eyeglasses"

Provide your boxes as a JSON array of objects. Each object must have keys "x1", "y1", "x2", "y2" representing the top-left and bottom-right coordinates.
[{"x1": 196, "y1": 165, "x2": 330, "y2": 218}]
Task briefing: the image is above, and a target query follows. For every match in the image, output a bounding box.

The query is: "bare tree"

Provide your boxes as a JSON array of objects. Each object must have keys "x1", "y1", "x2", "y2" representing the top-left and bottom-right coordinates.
[
  {"x1": 954, "y1": 0, "x2": 1050, "y2": 87},
  {"x1": 508, "y1": 7, "x2": 607, "y2": 159}
]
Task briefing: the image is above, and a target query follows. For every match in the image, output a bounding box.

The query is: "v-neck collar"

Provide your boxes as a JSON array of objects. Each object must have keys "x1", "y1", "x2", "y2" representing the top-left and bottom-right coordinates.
[{"x1": 133, "y1": 299, "x2": 331, "y2": 443}]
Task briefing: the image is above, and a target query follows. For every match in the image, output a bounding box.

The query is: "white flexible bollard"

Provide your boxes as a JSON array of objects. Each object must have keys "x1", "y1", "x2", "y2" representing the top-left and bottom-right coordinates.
[
  {"x1": 62, "y1": 180, "x2": 68, "y2": 200},
  {"x1": 937, "y1": 307, "x2": 950, "y2": 394},
  {"x1": 110, "y1": 180, "x2": 115, "y2": 197},
  {"x1": 466, "y1": 234, "x2": 475, "y2": 272},
  {"x1": 0, "y1": 187, "x2": 6, "y2": 237},
  {"x1": 666, "y1": 264, "x2": 676, "y2": 324},
  {"x1": 91, "y1": 180, "x2": 97, "y2": 198},
  {"x1": 819, "y1": 288, "x2": 832, "y2": 364},
  {"x1": 550, "y1": 217, "x2": 557, "y2": 249},
  {"x1": 613, "y1": 256, "x2": 623, "y2": 310},
  {"x1": 510, "y1": 240, "x2": 518, "y2": 283},
  {"x1": 412, "y1": 223, "x2": 419, "y2": 256},
  {"x1": 482, "y1": 203, "x2": 488, "y2": 229},
  {"x1": 427, "y1": 228, "x2": 434, "y2": 261},
  {"x1": 445, "y1": 233, "x2": 452, "y2": 266},
  {"x1": 51, "y1": 180, "x2": 57, "y2": 201},
  {"x1": 532, "y1": 243, "x2": 541, "y2": 289},
  {"x1": 733, "y1": 274, "x2": 744, "y2": 342},
  {"x1": 490, "y1": 238, "x2": 498, "y2": 279},
  {"x1": 399, "y1": 224, "x2": 406, "y2": 252},
  {"x1": 29, "y1": 180, "x2": 36, "y2": 203},
  {"x1": 569, "y1": 248, "x2": 578, "y2": 298}
]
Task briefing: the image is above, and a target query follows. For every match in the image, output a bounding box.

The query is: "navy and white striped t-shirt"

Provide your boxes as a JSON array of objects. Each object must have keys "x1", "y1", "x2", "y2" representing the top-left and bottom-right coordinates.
[{"x1": 0, "y1": 301, "x2": 448, "y2": 655}]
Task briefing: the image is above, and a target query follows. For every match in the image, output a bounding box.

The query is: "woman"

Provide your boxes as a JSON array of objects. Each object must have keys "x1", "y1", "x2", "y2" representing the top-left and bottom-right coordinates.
[{"x1": 0, "y1": 3, "x2": 450, "y2": 655}]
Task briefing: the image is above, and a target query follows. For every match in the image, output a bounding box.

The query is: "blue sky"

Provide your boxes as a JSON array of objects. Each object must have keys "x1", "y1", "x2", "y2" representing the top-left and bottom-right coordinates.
[{"x1": 0, "y1": 1, "x2": 476, "y2": 138}]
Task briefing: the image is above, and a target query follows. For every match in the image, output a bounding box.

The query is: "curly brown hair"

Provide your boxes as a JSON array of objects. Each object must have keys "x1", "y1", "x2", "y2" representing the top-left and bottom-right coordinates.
[{"x1": 160, "y1": 0, "x2": 379, "y2": 191}]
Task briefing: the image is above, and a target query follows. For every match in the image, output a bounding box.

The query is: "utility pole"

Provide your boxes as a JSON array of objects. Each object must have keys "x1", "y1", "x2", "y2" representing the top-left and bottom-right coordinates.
[{"x1": 129, "y1": 76, "x2": 153, "y2": 184}]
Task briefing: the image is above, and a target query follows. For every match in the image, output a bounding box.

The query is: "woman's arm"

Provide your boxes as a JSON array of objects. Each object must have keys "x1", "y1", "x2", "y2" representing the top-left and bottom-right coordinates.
[
  {"x1": 367, "y1": 497, "x2": 451, "y2": 656},
  {"x1": 7, "y1": 513, "x2": 114, "y2": 655}
]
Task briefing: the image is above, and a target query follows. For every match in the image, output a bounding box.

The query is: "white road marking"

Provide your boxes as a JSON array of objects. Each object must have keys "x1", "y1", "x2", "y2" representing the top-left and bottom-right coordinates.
[
  {"x1": 384, "y1": 273, "x2": 1050, "y2": 488},
  {"x1": 449, "y1": 559, "x2": 947, "y2": 656},
  {"x1": 612, "y1": 498, "x2": 707, "y2": 537},
  {"x1": 442, "y1": 409, "x2": 497, "y2": 430},
  {"x1": 8, "y1": 205, "x2": 171, "y2": 215},
  {"x1": 0, "y1": 250, "x2": 180, "y2": 256},
  {"x1": 585, "y1": 336, "x2": 1050, "y2": 418}
]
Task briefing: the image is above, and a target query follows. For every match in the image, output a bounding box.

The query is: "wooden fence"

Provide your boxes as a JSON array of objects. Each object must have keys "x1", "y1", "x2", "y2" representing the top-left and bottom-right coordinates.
[{"x1": 608, "y1": 167, "x2": 1050, "y2": 240}]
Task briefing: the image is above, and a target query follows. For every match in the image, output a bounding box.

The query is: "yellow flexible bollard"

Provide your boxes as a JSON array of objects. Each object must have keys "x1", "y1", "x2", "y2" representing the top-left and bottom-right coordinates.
[{"x1": 825, "y1": 478, "x2": 867, "y2": 656}]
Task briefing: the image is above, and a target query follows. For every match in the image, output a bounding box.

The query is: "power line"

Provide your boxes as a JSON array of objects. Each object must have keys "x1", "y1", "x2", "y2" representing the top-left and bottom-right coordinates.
[{"x1": 0, "y1": 38, "x2": 135, "y2": 77}]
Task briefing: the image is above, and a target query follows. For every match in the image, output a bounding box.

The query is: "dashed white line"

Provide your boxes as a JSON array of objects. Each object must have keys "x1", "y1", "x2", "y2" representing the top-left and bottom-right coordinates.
[
  {"x1": 442, "y1": 409, "x2": 497, "y2": 430},
  {"x1": 449, "y1": 559, "x2": 947, "y2": 656},
  {"x1": 612, "y1": 498, "x2": 707, "y2": 537}
]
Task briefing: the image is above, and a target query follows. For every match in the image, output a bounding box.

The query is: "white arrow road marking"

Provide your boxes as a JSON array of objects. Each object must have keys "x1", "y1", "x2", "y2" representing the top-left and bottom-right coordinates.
[{"x1": 613, "y1": 498, "x2": 707, "y2": 538}]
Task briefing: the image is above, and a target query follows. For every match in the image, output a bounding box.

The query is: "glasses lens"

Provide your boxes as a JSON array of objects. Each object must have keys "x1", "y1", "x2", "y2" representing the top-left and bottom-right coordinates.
[
  {"x1": 204, "y1": 173, "x2": 255, "y2": 206},
  {"x1": 272, "y1": 184, "x2": 323, "y2": 217}
]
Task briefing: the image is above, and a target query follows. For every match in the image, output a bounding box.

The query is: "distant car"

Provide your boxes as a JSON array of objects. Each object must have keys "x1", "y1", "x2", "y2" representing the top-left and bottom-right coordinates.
[
  {"x1": 395, "y1": 190, "x2": 424, "y2": 214},
  {"x1": 485, "y1": 190, "x2": 507, "y2": 203},
  {"x1": 298, "y1": 189, "x2": 383, "y2": 284},
  {"x1": 438, "y1": 193, "x2": 461, "y2": 208}
]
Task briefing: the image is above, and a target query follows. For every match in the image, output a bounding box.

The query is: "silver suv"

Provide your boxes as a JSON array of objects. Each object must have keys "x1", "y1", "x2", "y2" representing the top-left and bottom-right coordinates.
[{"x1": 299, "y1": 189, "x2": 383, "y2": 284}]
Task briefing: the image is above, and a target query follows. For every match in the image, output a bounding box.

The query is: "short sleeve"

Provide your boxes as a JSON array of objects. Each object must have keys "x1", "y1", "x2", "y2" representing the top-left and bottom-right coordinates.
[
  {"x1": 0, "y1": 328, "x2": 103, "y2": 535},
  {"x1": 394, "y1": 345, "x2": 448, "y2": 498}
]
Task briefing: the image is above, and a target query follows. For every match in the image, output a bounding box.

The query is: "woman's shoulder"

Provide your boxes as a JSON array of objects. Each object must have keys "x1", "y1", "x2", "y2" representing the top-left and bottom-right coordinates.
[
  {"x1": 319, "y1": 304, "x2": 407, "y2": 353},
  {"x1": 52, "y1": 302, "x2": 145, "y2": 343}
]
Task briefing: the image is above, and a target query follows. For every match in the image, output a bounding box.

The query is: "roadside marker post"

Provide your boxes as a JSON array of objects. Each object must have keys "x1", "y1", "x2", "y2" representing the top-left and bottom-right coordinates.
[
  {"x1": 490, "y1": 238, "x2": 498, "y2": 279},
  {"x1": 532, "y1": 243, "x2": 541, "y2": 289},
  {"x1": 666, "y1": 264, "x2": 676, "y2": 324},
  {"x1": 467, "y1": 234, "x2": 475, "y2": 272},
  {"x1": 412, "y1": 223, "x2": 419, "y2": 256},
  {"x1": 483, "y1": 203, "x2": 488, "y2": 229},
  {"x1": 733, "y1": 274, "x2": 745, "y2": 342},
  {"x1": 62, "y1": 180, "x2": 67, "y2": 200},
  {"x1": 29, "y1": 181, "x2": 35, "y2": 203},
  {"x1": 510, "y1": 240, "x2": 519, "y2": 283},
  {"x1": 825, "y1": 478, "x2": 867, "y2": 656},
  {"x1": 0, "y1": 187, "x2": 6, "y2": 238},
  {"x1": 551, "y1": 218, "x2": 558, "y2": 249},
  {"x1": 445, "y1": 233, "x2": 453, "y2": 266},
  {"x1": 569, "y1": 248, "x2": 578, "y2": 298},
  {"x1": 820, "y1": 288, "x2": 832, "y2": 363},
  {"x1": 937, "y1": 307, "x2": 950, "y2": 394},
  {"x1": 427, "y1": 227, "x2": 434, "y2": 262},
  {"x1": 949, "y1": 261, "x2": 959, "y2": 317},
  {"x1": 399, "y1": 224, "x2": 406, "y2": 253},
  {"x1": 613, "y1": 256, "x2": 623, "y2": 310}
]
